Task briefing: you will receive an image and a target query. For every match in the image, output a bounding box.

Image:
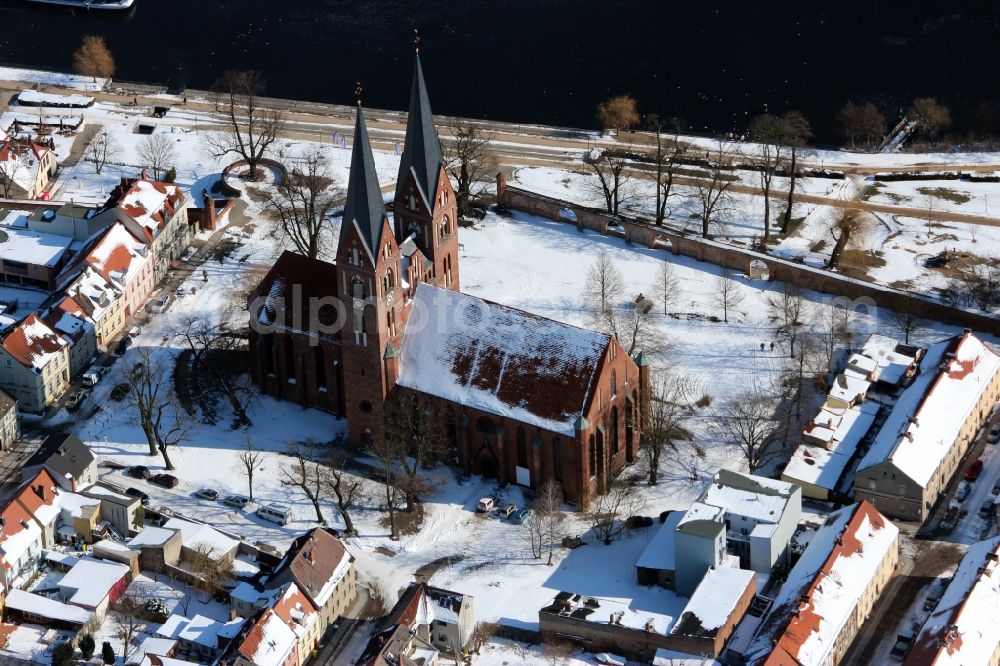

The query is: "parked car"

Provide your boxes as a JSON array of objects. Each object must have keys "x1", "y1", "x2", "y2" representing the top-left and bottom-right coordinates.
[
  {"x1": 257, "y1": 504, "x2": 291, "y2": 525},
  {"x1": 497, "y1": 503, "x2": 517, "y2": 519},
  {"x1": 980, "y1": 499, "x2": 996, "y2": 519},
  {"x1": 476, "y1": 497, "x2": 496, "y2": 513},
  {"x1": 113, "y1": 337, "x2": 132, "y2": 356},
  {"x1": 81, "y1": 372, "x2": 101, "y2": 388},
  {"x1": 127, "y1": 465, "x2": 151, "y2": 479},
  {"x1": 957, "y1": 481, "x2": 973, "y2": 502},
  {"x1": 110, "y1": 383, "x2": 130, "y2": 401},
  {"x1": 150, "y1": 474, "x2": 179, "y2": 489},
  {"x1": 989, "y1": 426, "x2": 1000, "y2": 444},
  {"x1": 65, "y1": 390, "x2": 87, "y2": 412},
  {"x1": 223, "y1": 494, "x2": 251, "y2": 509},
  {"x1": 511, "y1": 508, "x2": 533, "y2": 525},
  {"x1": 924, "y1": 580, "x2": 946, "y2": 611},
  {"x1": 965, "y1": 459, "x2": 985, "y2": 481},
  {"x1": 149, "y1": 293, "x2": 171, "y2": 313},
  {"x1": 125, "y1": 487, "x2": 150, "y2": 506},
  {"x1": 195, "y1": 488, "x2": 219, "y2": 501},
  {"x1": 595, "y1": 654, "x2": 626, "y2": 666},
  {"x1": 626, "y1": 515, "x2": 655, "y2": 529},
  {"x1": 129, "y1": 325, "x2": 142, "y2": 337},
  {"x1": 889, "y1": 631, "x2": 915, "y2": 660},
  {"x1": 992, "y1": 482, "x2": 1000, "y2": 496}
]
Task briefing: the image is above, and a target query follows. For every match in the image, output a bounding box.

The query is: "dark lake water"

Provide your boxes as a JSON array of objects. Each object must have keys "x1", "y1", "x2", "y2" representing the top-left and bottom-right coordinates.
[{"x1": 1, "y1": 0, "x2": 999, "y2": 142}]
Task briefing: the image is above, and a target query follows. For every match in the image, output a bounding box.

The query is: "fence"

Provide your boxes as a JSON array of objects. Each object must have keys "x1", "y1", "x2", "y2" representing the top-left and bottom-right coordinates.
[{"x1": 496, "y1": 182, "x2": 1000, "y2": 336}]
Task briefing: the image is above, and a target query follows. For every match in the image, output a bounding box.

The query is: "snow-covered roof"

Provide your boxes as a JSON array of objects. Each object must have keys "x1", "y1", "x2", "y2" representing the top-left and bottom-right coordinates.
[
  {"x1": 908, "y1": 537, "x2": 1000, "y2": 665},
  {"x1": 158, "y1": 613, "x2": 244, "y2": 649},
  {"x1": 5, "y1": 588, "x2": 92, "y2": 625},
  {"x1": 858, "y1": 332, "x2": 1000, "y2": 486},
  {"x1": 653, "y1": 649, "x2": 720, "y2": 666},
  {"x1": 112, "y1": 177, "x2": 185, "y2": 236},
  {"x1": 635, "y1": 511, "x2": 684, "y2": 571},
  {"x1": 57, "y1": 558, "x2": 129, "y2": 608},
  {"x1": 859, "y1": 333, "x2": 918, "y2": 386},
  {"x1": 697, "y1": 470, "x2": 798, "y2": 524},
  {"x1": 162, "y1": 517, "x2": 238, "y2": 560},
  {"x1": 1, "y1": 313, "x2": 67, "y2": 372},
  {"x1": 670, "y1": 567, "x2": 755, "y2": 639},
  {"x1": 540, "y1": 591, "x2": 674, "y2": 635},
  {"x1": 827, "y1": 372, "x2": 870, "y2": 405},
  {"x1": 128, "y1": 526, "x2": 178, "y2": 549},
  {"x1": 238, "y1": 608, "x2": 298, "y2": 666},
  {"x1": 82, "y1": 483, "x2": 136, "y2": 505},
  {"x1": 135, "y1": 637, "x2": 178, "y2": 662},
  {"x1": 397, "y1": 283, "x2": 612, "y2": 436},
  {"x1": 0, "y1": 219, "x2": 71, "y2": 267},
  {"x1": 784, "y1": 402, "x2": 880, "y2": 492},
  {"x1": 84, "y1": 221, "x2": 148, "y2": 287},
  {"x1": 17, "y1": 89, "x2": 94, "y2": 107},
  {"x1": 677, "y1": 502, "x2": 725, "y2": 533},
  {"x1": 745, "y1": 501, "x2": 898, "y2": 665},
  {"x1": 846, "y1": 353, "x2": 878, "y2": 376}
]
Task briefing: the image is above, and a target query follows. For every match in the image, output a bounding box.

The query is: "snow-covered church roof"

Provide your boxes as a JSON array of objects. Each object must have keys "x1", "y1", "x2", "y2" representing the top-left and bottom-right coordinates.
[{"x1": 397, "y1": 283, "x2": 612, "y2": 436}]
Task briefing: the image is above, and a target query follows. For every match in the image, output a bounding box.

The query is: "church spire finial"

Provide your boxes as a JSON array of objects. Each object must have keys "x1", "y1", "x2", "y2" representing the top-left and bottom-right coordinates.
[
  {"x1": 354, "y1": 81, "x2": 363, "y2": 107},
  {"x1": 413, "y1": 28, "x2": 420, "y2": 54}
]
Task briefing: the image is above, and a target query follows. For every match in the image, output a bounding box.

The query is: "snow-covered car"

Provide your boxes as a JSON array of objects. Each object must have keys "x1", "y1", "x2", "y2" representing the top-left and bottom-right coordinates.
[
  {"x1": 594, "y1": 654, "x2": 626, "y2": 666},
  {"x1": 980, "y1": 499, "x2": 996, "y2": 519},
  {"x1": 125, "y1": 487, "x2": 150, "y2": 506},
  {"x1": 511, "y1": 508, "x2": 533, "y2": 525},
  {"x1": 989, "y1": 426, "x2": 1000, "y2": 444},
  {"x1": 65, "y1": 390, "x2": 87, "y2": 411},
  {"x1": 957, "y1": 481, "x2": 972, "y2": 502},
  {"x1": 476, "y1": 497, "x2": 496, "y2": 513},
  {"x1": 149, "y1": 293, "x2": 171, "y2": 313},
  {"x1": 195, "y1": 488, "x2": 219, "y2": 501},
  {"x1": 127, "y1": 465, "x2": 151, "y2": 479},
  {"x1": 497, "y1": 503, "x2": 517, "y2": 518},
  {"x1": 151, "y1": 473, "x2": 179, "y2": 489},
  {"x1": 223, "y1": 494, "x2": 251, "y2": 509},
  {"x1": 889, "y1": 630, "x2": 915, "y2": 660}
]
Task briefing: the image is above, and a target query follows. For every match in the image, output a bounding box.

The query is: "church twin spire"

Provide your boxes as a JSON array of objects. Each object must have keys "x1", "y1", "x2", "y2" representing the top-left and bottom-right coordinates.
[{"x1": 341, "y1": 103, "x2": 387, "y2": 262}]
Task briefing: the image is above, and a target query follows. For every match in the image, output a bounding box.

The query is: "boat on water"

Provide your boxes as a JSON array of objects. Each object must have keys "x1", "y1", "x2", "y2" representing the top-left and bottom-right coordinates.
[{"x1": 21, "y1": 0, "x2": 136, "y2": 9}]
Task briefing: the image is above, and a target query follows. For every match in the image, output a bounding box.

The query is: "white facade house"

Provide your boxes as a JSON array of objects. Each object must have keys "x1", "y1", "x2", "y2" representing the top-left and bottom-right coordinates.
[{"x1": 0, "y1": 314, "x2": 70, "y2": 413}]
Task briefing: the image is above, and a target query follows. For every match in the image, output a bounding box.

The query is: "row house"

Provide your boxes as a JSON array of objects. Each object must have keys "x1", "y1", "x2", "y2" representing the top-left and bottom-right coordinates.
[
  {"x1": 0, "y1": 469, "x2": 62, "y2": 594},
  {"x1": 93, "y1": 173, "x2": 191, "y2": 284},
  {"x1": 0, "y1": 313, "x2": 70, "y2": 413},
  {"x1": 0, "y1": 138, "x2": 57, "y2": 199},
  {"x1": 62, "y1": 266, "x2": 126, "y2": 351},
  {"x1": 42, "y1": 295, "x2": 97, "y2": 378},
  {"x1": 78, "y1": 221, "x2": 155, "y2": 320},
  {"x1": 230, "y1": 583, "x2": 320, "y2": 666},
  {"x1": 0, "y1": 388, "x2": 19, "y2": 451}
]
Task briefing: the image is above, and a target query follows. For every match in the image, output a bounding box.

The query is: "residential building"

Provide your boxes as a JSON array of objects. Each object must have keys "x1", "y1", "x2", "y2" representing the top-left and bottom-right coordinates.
[
  {"x1": 55, "y1": 557, "x2": 130, "y2": 617},
  {"x1": 21, "y1": 433, "x2": 98, "y2": 491},
  {"x1": 246, "y1": 56, "x2": 650, "y2": 511},
  {"x1": 27, "y1": 202, "x2": 111, "y2": 241},
  {"x1": 668, "y1": 567, "x2": 755, "y2": 658},
  {"x1": 82, "y1": 483, "x2": 143, "y2": 537},
  {"x1": 42, "y1": 295, "x2": 97, "y2": 378},
  {"x1": 0, "y1": 313, "x2": 70, "y2": 412},
  {"x1": 358, "y1": 583, "x2": 476, "y2": 666},
  {"x1": 0, "y1": 388, "x2": 19, "y2": 450},
  {"x1": 4, "y1": 589, "x2": 92, "y2": 630},
  {"x1": 0, "y1": 208, "x2": 73, "y2": 288},
  {"x1": 906, "y1": 537, "x2": 1000, "y2": 665},
  {"x1": 93, "y1": 172, "x2": 191, "y2": 284},
  {"x1": 128, "y1": 525, "x2": 183, "y2": 572},
  {"x1": 63, "y1": 266, "x2": 127, "y2": 350},
  {"x1": 231, "y1": 583, "x2": 320, "y2": 666},
  {"x1": 162, "y1": 517, "x2": 239, "y2": 565},
  {"x1": 854, "y1": 331, "x2": 1000, "y2": 522},
  {"x1": 741, "y1": 501, "x2": 899, "y2": 666},
  {"x1": 0, "y1": 137, "x2": 57, "y2": 199},
  {"x1": 157, "y1": 614, "x2": 246, "y2": 662},
  {"x1": 0, "y1": 469, "x2": 63, "y2": 593},
  {"x1": 78, "y1": 221, "x2": 155, "y2": 319},
  {"x1": 269, "y1": 528, "x2": 356, "y2": 637}
]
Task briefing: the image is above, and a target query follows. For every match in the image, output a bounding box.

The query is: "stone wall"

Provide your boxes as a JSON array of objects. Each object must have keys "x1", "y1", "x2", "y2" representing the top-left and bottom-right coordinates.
[{"x1": 498, "y1": 185, "x2": 1000, "y2": 336}]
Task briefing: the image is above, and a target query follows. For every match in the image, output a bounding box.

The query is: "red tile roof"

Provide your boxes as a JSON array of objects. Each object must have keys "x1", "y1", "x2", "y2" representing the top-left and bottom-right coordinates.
[{"x1": 2, "y1": 313, "x2": 66, "y2": 370}]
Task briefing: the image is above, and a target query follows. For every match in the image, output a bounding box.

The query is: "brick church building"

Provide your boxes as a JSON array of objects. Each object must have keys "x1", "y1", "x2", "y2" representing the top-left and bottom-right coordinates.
[{"x1": 248, "y1": 56, "x2": 649, "y2": 509}]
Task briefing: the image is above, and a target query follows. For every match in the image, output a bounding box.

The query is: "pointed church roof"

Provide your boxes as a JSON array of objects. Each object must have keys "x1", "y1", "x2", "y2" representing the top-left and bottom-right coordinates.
[
  {"x1": 343, "y1": 105, "x2": 386, "y2": 259},
  {"x1": 395, "y1": 55, "x2": 444, "y2": 209}
]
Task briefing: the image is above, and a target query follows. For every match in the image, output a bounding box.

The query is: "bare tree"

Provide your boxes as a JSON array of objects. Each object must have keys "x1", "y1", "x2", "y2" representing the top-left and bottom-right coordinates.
[
  {"x1": 533, "y1": 481, "x2": 566, "y2": 566},
  {"x1": 891, "y1": 304, "x2": 923, "y2": 345},
  {"x1": 642, "y1": 372, "x2": 693, "y2": 485},
  {"x1": 469, "y1": 622, "x2": 499, "y2": 656},
  {"x1": 713, "y1": 272, "x2": 745, "y2": 323},
  {"x1": 813, "y1": 301, "x2": 856, "y2": 369},
  {"x1": 444, "y1": 121, "x2": 496, "y2": 218},
  {"x1": 112, "y1": 590, "x2": 145, "y2": 661},
  {"x1": 646, "y1": 114, "x2": 686, "y2": 225},
  {"x1": 125, "y1": 351, "x2": 190, "y2": 470},
  {"x1": 525, "y1": 507, "x2": 544, "y2": 559},
  {"x1": 651, "y1": 262, "x2": 679, "y2": 315},
  {"x1": 777, "y1": 111, "x2": 812, "y2": 235},
  {"x1": 176, "y1": 316, "x2": 253, "y2": 427},
  {"x1": 713, "y1": 390, "x2": 781, "y2": 472},
  {"x1": 85, "y1": 129, "x2": 121, "y2": 175},
  {"x1": 280, "y1": 443, "x2": 325, "y2": 523},
  {"x1": 909, "y1": 97, "x2": 952, "y2": 139},
  {"x1": 323, "y1": 453, "x2": 363, "y2": 537},
  {"x1": 0, "y1": 147, "x2": 30, "y2": 199},
  {"x1": 790, "y1": 334, "x2": 823, "y2": 418},
  {"x1": 237, "y1": 439, "x2": 265, "y2": 501},
  {"x1": 749, "y1": 111, "x2": 813, "y2": 240},
  {"x1": 72, "y1": 35, "x2": 115, "y2": 82},
  {"x1": 827, "y1": 209, "x2": 863, "y2": 269},
  {"x1": 382, "y1": 390, "x2": 447, "y2": 513},
  {"x1": 186, "y1": 542, "x2": 236, "y2": 600},
  {"x1": 266, "y1": 149, "x2": 342, "y2": 259},
  {"x1": 205, "y1": 70, "x2": 284, "y2": 180},
  {"x1": 598, "y1": 306, "x2": 672, "y2": 358},
  {"x1": 596, "y1": 94, "x2": 640, "y2": 132},
  {"x1": 136, "y1": 133, "x2": 178, "y2": 181},
  {"x1": 587, "y1": 479, "x2": 647, "y2": 544},
  {"x1": 585, "y1": 251, "x2": 624, "y2": 313},
  {"x1": 367, "y1": 431, "x2": 402, "y2": 540},
  {"x1": 765, "y1": 283, "x2": 809, "y2": 358},
  {"x1": 835, "y1": 101, "x2": 886, "y2": 150},
  {"x1": 693, "y1": 142, "x2": 736, "y2": 238},
  {"x1": 585, "y1": 146, "x2": 632, "y2": 216}
]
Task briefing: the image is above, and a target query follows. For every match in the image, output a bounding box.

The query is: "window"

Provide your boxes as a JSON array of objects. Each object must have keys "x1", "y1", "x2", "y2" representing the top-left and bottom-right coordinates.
[
  {"x1": 589, "y1": 434, "x2": 597, "y2": 478},
  {"x1": 611, "y1": 369, "x2": 617, "y2": 397},
  {"x1": 351, "y1": 277, "x2": 366, "y2": 300},
  {"x1": 552, "y1": 437, "x2": 563, "y2": 483},
  {"x1": 284, "y1": 337, "x2": 295, "y2": 379},
  {"x1": 516, "y1": 427, "x2": 527, "y2": 467},
  {"x1": 315, "y1": 346, "x2": 326, "y2": 388}
]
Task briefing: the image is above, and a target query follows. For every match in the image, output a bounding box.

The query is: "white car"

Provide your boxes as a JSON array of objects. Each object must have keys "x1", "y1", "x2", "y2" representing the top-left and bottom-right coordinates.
[
  {"x1": 149, "y1": 293, "x2": 171, "y2": 313},
  {"x1": 595, "y1": 654, "x2": 626, "y2": 666},
  {"x1": 476, "y1": 497, "x2": 496, "y2": 513}
]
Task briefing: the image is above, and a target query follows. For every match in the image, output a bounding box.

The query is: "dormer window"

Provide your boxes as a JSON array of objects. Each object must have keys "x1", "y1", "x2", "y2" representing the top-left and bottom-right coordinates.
[
  {"x1": 408, "y1": 193, "x2": 417, "y2": 211},
  {"x1": 349, "y1": 248, "x2": 361, "y2": 265}
]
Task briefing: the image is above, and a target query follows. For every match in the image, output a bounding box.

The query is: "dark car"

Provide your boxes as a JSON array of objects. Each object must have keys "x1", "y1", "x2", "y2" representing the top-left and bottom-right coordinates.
[
  {"x1": 125, "y1": 487, "x2": 150, "y2": 506},
  {"x1": 110, "y1": 383, "x2": 130, "y2": 401},
  {"x1": 113, "y1": 337, "x2": 132, "y2": 356},
  {"x1": 127, "y1": 465, "x2": 151, "y2": 479},
  {"x1": 150, "y1": 473, "x2": 179, "y2": 489},
  {"x1": 965, "y1": 459, "x2": 985, "y2": 481},
  {"x1": 980, "y1": 499, "x2": 996, "y2": 519},
  {"x1": 195, "y1": 488, "x2": 219, "y2": 501},
  {"x1": 626, "y1": 515, "x2": 655, "y2": 529},
  {"x1": 890, "y1": 631, "x2": 915, "y2": 660}
]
